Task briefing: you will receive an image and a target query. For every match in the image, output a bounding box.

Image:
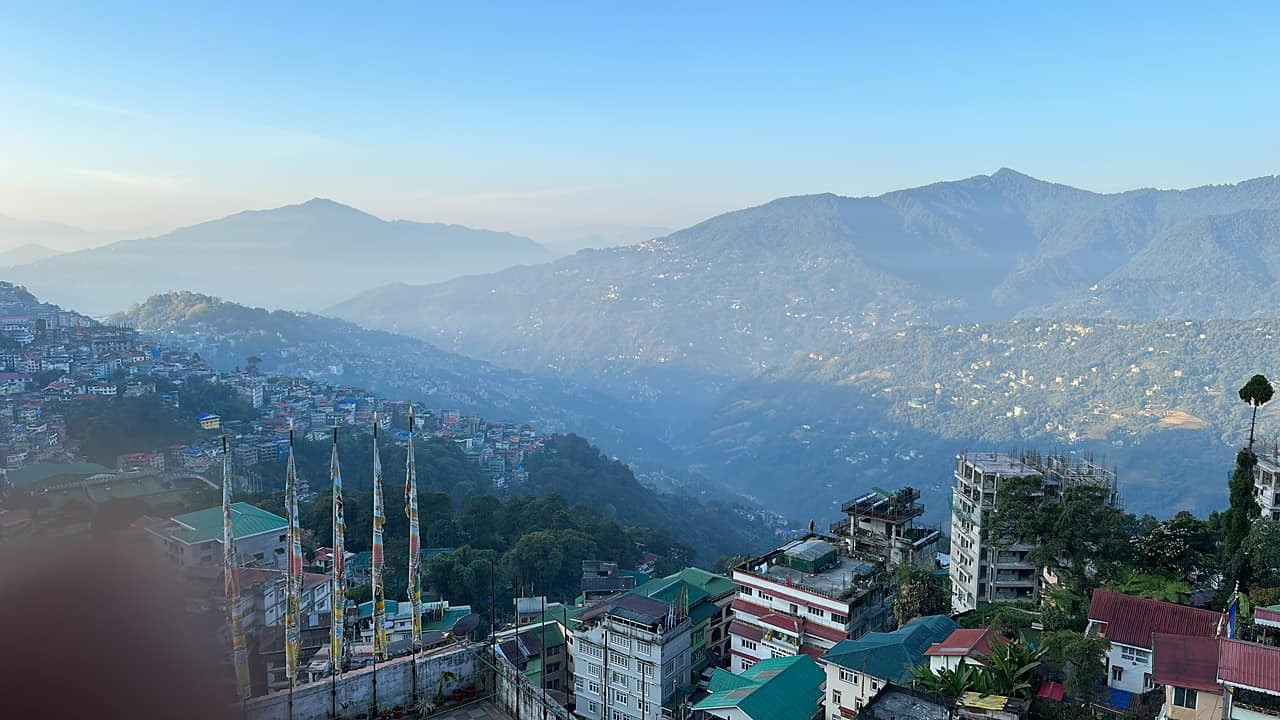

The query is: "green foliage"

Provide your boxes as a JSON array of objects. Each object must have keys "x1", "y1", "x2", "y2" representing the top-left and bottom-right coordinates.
[
  {"x1": 1110, "y1": 570, "x2": 1191, "y2": 604},
  {"x1": 522, "y1": 434, "x2": 770, "y2": 563},
  {"x1": 893, "y1": 565, "x2": 949, "y2": 627},
  {"x1": 1039, "y1": 587, "x2": 1088, "y2": 633},
  {"x1": 1130, "y1": 511, "x2": 1217, "y2": 583},
  {"x1": 1040, "y1": 632, "x2": 1109, "y2": 704},
  {"x1": 1240, "y1": 520, "x2": 1280, "y2": 588},
  {"x1": 1239, "y1": 374, "x2": 1274, "y2": 452},
  {"x1": 912, "y1": 638, "x2": 1044, "y2": 700},
  {"x1": 179, "y1": 377, "x2": 257, "y2": 423},
  {"x1": 1225, "y1": 449, "x2": 1262, "y2": 587},
  {"x1": 62, "y1": 395, "x2": 195, "y2": 463}
]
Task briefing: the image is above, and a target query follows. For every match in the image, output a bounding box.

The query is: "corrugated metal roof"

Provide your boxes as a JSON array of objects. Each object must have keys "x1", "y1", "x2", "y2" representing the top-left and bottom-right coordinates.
[
  {"x1": 1087, "y1": 589, "x2": 1219, "y2": 649},
  {"x1": 1218, "y1": 639, "x2": 1280, "y2": 693},
  {"x1": 171, "y1": 501, "x2": 287, "y2": 543},
  {"x1": 1152, "y1": 633, "x2": 1220, "y2": 692},
  {"x1": 694, "y1": 655, "x2": 824, "y2": 720}
]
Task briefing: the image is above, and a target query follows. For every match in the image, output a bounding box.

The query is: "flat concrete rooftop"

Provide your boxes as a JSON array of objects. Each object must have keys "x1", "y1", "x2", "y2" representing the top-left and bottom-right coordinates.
[
  {"x1": 756, "y1": 551, "x2": 876, "y2": 599},
  {"x1": 957, "y1": 452, "x2": 1041, "y2": 477}
]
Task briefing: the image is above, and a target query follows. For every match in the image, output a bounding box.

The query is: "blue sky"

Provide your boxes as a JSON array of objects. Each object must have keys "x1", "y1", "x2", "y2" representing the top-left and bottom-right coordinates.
[{"x1": 2, "y1": 2, "x2": 1279, "y2": 240}]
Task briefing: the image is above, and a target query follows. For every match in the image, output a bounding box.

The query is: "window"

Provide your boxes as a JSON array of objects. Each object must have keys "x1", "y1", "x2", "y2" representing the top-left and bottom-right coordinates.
[
  {"x1": 610, "y1": 634, "x2": 630, "y2": 650},
  {"x1": 789, "y1": 603, "x2": 798, "y2": 615},
  {"x1": 1112, "y1": 666, "x2": 1123, "y2": 682},
  {"x1": 740, "y1": 658, "x2": 755, "y2": 672},
  {"x1": 758, "y1": 592, "x2": 773, "y2": 602},
  {"x1": 808, "y1": 605, "x2": 826, "y2": 618},
  {"x1": 581, "y1": 643, "x2": 604, "y2": 659},
  {"x1": 772, "y1": 650, "x2": 786, "y2": 659},
  {"x1": 279, "y1": 534, "x2": 287, "y2": 542},
  {"x1": 832, "y1": 689, "x2": 842, "y2": 705},
  {"x1": 588, "y1": 702, "x2": 598, "y2": 714},
  {"x1": 831, "y1": 613, "x2": 848, "y2": 625},
  {"x1": 546, "y1": 662, "x2": 560, "y2": 673},
  {"x1": 588, "y1": 663, "x2": 602, "y2": 678},
  {"x1": 839, "y1": 669, "x2": 855, "y2": 683},
  {"x1": 637, "y1": 640, "x2": 651, "y2": 655},
  {"x1": 1143, "y1": 673, "x2": 1153, "y2": 691},
  {"x1": 609, "y1": 651, "x2": 629, "y2": 668},
  {"x1": 612, "y1": 688, "x2": 628, "y2": 705},
  {"x1": 741, "y1": 587, "x2": 752, "y2": 596},
  {"x1": 741, "y1": 639, "x2": 757, "y2": 651},
  {"x1": 1120, "y1": 646, "x2": 1151, "y2": 664},
  {"x1": 1173, "y1": 687, "x2": 1197, "y2": 709},
  {"x1": 587, "y1": 681, "x2": 601, "y2": 695},
  {"x1": 640, "y1": 661, "x2": 654, "y2": 678},
  {"x1": 610, "y1": 670, "x2": 627, "y2": 687}
]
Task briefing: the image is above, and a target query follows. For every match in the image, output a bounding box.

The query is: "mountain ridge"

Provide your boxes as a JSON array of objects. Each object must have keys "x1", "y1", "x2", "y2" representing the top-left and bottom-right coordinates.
[{"x1": 5, "y1": 199, "x2": 555, "y2": 314}]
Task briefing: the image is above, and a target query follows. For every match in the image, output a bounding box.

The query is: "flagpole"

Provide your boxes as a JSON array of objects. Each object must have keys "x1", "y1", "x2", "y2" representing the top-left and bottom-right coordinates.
[
  {"x1": 330, "y1": 424, "x2": 345, "y2": 720},
  {"x1": 371, "y1": 412, "x2": 384, "y2": 717},
  {"x1": 284, "y1": 423, "x2": 301, "y2": 720},
  {"x1": 540, "y1": 580, "x2": 546, "y2": 720},
  {"x1": 406, "y1": 406, "x2": 421, "y2": 706}
]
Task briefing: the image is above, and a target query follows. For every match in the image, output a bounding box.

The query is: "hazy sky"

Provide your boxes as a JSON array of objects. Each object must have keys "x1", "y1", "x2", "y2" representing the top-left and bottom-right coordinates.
[{"x1": 3, "y1": 3, "x2": 1279, "y2": 240}]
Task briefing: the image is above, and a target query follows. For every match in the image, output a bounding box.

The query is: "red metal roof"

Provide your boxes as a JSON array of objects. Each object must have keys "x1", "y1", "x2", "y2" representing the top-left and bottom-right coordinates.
[
  {"x1": 801, "y1": 621, "x2": 848, "y2": 643},
  {"x1": 732, "y1": 596, "x2": 771, "y2": 618},
  {"x1": 758, "y1": 611, "x2": 801, "y2": 633},
  {"x1": 729, "y1": 620, "x2": 763, "y2": 643},
  {"x1": 799, "y1": 644, "x2": 825, "y2": 661},
  {"x1": 1218, "y1": 639, "x2": 1280, "y2": 693},
  {"x1": 924, "y1": 628, "x2": 1002, "y2": 659},
  {"x1": 1152, "y1": 633, "x2": 1221, "y2": 692},
  {"x1": 1257, "y1": 605, "x2": 1280, "y2": 628},
  {"x1": 1036, "y1": 681, "x2": 1065, "y2": 701},
  {"x1": 1087, "y1": 589, "x2": 1220, "y2": 649}
]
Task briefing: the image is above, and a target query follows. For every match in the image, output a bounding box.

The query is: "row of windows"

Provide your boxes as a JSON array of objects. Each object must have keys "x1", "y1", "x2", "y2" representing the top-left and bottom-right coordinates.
[{"x1": 740, "y1": 586, "x2": 839, "y2": 621}]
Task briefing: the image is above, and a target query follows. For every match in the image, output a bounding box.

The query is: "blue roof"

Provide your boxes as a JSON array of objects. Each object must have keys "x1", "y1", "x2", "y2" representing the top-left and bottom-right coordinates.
[{"x1": 821, "y1": 614, "x2": 958, "y2": 683}]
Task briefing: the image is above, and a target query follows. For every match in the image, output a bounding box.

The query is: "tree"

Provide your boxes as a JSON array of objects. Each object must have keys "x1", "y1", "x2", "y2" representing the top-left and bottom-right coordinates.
[
  {"x1": 1040, "y1": 632, "x2": 1108, "y2": 704},
  {"x1": 913, "y1": 661, "x2": 981, "y2": 699},
  {"x1": 1240, "y1": 374, "x2": 1274, "y2": 454},
  {"x1": 1240, "y1": 519, "x2": 1280, "y2": 588},
  {"x1": 1111, "y1": 569, "x2": 1191, "y2": 604},
  {"x1": 1224, "y1": 450, "x2": 1261, "y2": 587},
  {"x1": 983, "y1": 637, "x2": 1045, "y2": 699},
  {"x1": 893, "y1": 565, "x2": 949, "y2": 627},
  {"x1": 1131, "y1": 511, "x2": 1216, "y2": 583}
]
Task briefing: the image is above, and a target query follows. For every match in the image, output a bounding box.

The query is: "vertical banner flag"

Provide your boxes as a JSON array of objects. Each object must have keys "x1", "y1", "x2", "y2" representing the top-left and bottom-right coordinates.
[
  {"x1": 1227, "y1": 584, "x2": 1240, "y2": 639},
  {"x1": 405, "y1": 407, "x2": 422, "y2": 649},
  {"x1": 285, "y1": 425, "x2": 302, "y2": 682},
  {"x1": 222, "y1": 436, "x2": 251, "y2": 699},
  {"x1": 372, "y1": 413, "x2": 388, "y2": 659},
  {"x1": 330, "y1": 426, "x2": 346, "y2": 674}
]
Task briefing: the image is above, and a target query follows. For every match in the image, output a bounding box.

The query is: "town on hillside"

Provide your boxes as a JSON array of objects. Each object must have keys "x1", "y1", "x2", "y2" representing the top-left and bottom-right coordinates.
[{"x1": 2, "y1": 276, "x2": 1279, "y2": 720}]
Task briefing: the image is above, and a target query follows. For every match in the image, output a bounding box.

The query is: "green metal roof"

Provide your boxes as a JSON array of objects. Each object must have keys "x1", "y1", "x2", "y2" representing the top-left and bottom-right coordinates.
[
  {"x1": 820, "y1": 614, "x2": 958, "y2": 683},
  {"x1": 694, "y1": 655, "x2": 824, "y2": 720},
  {"x1": 5, "y1": 462, "x2": 113, "y2": 488},
  {"x1": 689, "y1": 599, "x2": 720, "y2": 626},
  {"x1": 170, "y1": 502, "x2": 287, "y2": 543}
]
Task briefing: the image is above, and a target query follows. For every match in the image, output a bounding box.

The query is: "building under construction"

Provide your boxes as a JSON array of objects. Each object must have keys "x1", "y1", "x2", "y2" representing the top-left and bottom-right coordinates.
[{"x1": 829, "y1": 486, "x2": 942, "y2": 570}]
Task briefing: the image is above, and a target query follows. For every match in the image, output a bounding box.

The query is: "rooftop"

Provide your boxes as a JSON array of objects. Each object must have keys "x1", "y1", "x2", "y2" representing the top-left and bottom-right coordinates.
[
  {"x1": 169, "y1": 502, "x2": 287, "y2": 543},
  {"x1": 924, "y1": 628, "x2": 1003, "y2": 660},
  {"x1": 693, "y1": 655, "x2": 824, "y2": 720},
  {"x1": 4, "y1": 461, "x2": 114, "y2": 487},
  {"x1": 1152, "y1": 633, "x2": 1220, "y2": 692},
  {"x1": 957, "y1": 452, "x2": 1042, "y2": 478},
  {"x1": 860, "y1": 686, "x2": 951, "y2": 720},
  {"x1": 738, "y1": 535, "x2": 881, "y2": 601},
  {"x1": 1087, "y1": 589, "x2": 1220, "y2": 650},
  {"x1": 1218, "y1": 639, "x2": 1280, "y2": 694},
  {"x1": 822, "y1": 615, "x2": 958, "y2": 683}
]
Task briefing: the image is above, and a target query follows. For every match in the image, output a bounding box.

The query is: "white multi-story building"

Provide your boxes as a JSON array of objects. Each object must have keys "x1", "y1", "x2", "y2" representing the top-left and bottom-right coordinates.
[
  {"x1": 572, "y1": 592, "x2": 692, "y2": 720},
  {"x1": 1253, "y1": 453, "x2": 1280, "y2": 522},
  {"x1": 949, "y1": 452, "x2": 1118, "y2": 613},
  {"x1": 729, "y1": 535, "x2": 893, "y2": 674}
]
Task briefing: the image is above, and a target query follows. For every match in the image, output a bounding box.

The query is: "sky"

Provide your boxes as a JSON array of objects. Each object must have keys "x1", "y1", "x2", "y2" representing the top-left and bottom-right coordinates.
[{"x1": 2, "y1": 2, "x2": 1280, "y2": 243}]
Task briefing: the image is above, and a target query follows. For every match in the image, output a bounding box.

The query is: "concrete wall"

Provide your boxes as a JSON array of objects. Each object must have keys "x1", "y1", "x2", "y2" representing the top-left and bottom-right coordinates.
[
  {"x1": 492, "y1": 649, "x2": 572, "y2": 720},
  {"x1": 246, "y1": 644, "x2": 481, "y2": 720}
]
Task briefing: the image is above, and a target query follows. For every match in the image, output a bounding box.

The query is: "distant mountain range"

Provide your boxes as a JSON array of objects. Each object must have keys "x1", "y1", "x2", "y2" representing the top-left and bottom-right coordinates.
[
  {"x1": 328, "y1": 170, "x2": 1280, "y2": 522},
  {"x1": 0, "y1": 244, "x2": 60, "y2": 267},
  {"x1": 5, "y1": 199, "x2": 556, "y2": 315},
  {"x1": 331, "y1": 170, "x2": 1280, "y2": 387},
  {"x1": 0, "y1": 214, "x2": 105, "y2": 253}
]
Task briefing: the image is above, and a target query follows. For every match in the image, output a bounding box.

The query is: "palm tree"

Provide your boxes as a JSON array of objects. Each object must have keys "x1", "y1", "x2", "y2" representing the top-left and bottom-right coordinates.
[
  {"x1": 982, "y1": 638, "x2": 1045, "y2": 699},
  {"x1": 913, "y1": 661, "x2": 980, "y2": 699},
  {"x1": 1239, "y1": 374, "x2": 1274, "y2": 454}
]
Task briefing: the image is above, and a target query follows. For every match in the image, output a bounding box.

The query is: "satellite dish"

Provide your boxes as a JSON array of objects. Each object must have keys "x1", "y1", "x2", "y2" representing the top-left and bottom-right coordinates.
[{"x1": 452, "y1": 613, "x2": 482, "y2": 638}]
